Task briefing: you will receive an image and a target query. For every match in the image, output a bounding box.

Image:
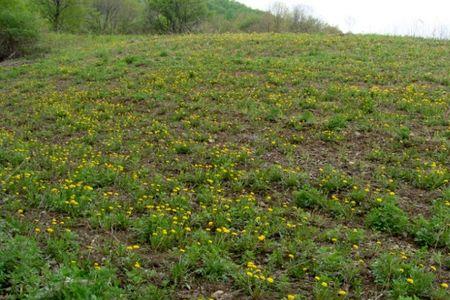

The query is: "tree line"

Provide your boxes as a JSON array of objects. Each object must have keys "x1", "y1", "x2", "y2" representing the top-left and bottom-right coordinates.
[
  {"x1": 1, "y1": 0, "x2": 340, "y2": 60},
  {"x1": 32, "y1": 0, "x2": 340, "y2": 34}
]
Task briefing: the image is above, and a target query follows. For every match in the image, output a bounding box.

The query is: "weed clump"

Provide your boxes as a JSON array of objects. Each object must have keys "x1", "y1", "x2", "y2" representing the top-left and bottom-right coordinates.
[{"x1": 366, "y1": 202, "x2": 409, "y2": 235}]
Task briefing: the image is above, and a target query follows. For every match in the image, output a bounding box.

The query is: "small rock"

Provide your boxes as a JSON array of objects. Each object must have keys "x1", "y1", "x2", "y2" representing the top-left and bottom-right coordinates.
[{"x1": 212, "y1": 290, "x2": 224, "y2": 299}]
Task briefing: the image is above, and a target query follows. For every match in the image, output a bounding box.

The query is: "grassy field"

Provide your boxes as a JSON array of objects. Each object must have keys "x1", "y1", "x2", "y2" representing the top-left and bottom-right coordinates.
[{"x1": 0, "y1": 33, "x2": 449, "y2": 299}]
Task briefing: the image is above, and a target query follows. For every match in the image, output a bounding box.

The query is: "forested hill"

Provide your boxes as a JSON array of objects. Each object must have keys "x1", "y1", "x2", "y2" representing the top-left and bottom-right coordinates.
[{"x1": 208, "y1": 0, "x2": 264, "y2": 20}]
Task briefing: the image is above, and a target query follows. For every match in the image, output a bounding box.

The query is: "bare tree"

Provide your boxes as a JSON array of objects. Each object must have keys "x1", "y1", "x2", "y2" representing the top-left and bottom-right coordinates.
[
  {"x1": 433, "y1": 25, "x2": 449, "y2": 39},
  {"x1": 290, "y1": 5, "x2": 306, "y2": 32},
  {"x1": 261, "y1": 12, "x2": 274, "y2": 32},
  {"x1": 269, "y1": 2, "x2": 289, "y2": 32},
  {"x1": 93, "y1": 0, "x2": 122, "y2": 33},
  {"x1": 90, "y1": 0, "x2": 144, "y2": 33},
  {"x1": 286, "y1": 4, "x2": 339, "y2": 34}
]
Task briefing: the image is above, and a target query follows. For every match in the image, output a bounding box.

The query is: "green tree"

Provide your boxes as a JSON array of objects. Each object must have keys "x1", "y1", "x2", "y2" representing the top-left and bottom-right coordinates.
[
  {"x1": 0, "y1": 0, "x2": 41, "y2": 60},
  {"x1": 146, "y1": 0, "x2": 208, "y2": 33},
  {"x1": 35, "y1": 0, "x2": 85, "y2": 31}
]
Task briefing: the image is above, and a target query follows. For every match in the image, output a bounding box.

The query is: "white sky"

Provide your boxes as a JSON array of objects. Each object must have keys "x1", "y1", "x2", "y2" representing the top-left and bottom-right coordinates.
[{"x1": 237, "y1": 0, "x2": 450, "y2": 38}]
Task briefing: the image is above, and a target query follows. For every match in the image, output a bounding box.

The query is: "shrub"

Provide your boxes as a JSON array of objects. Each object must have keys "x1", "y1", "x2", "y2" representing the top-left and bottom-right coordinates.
[
  {"x1": 326, "y1": 114, "x2": 348, "y2": 131},
  {"x1": 413, "y1": 199, "x2": 450, "y2": 248},
  {"x1": 391, "y1": 267, "x2": 434, "y2": 298},
  {"x1": 0, "y1": 235, "x2": 46, "y2": 297},
  {"x1": 0, "y1": 0, "x2": 40, "y2": 60},
  {"x1": 366, "y1": 202, "x2": 409, "y2": 235},
  {"x1": 293, "y1": 187, "x2": 324, "y2": 209},
  {"x1": 38, "y1": 265, "x2": 123, "y2": 299},
  {"x1": 372, "y1": 253, "x2": 435, "y2": 298}
]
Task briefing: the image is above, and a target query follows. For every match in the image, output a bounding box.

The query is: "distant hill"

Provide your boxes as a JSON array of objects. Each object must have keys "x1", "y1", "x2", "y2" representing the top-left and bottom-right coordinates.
[
  {"x1": 203, "y1": 0, "x2": 340, "y2": 34},
  {"x1": 207, "y1": 0, "x2": 264, "y2": 20}
]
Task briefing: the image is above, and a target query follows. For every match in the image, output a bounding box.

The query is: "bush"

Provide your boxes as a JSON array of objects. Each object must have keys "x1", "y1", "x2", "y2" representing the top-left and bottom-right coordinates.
[
  {"x1": 0, "y1": 235, "x2": 46, "y2": 297},
  {"x1": 0, "y1": 0, "x2": 40, "y2": 60},
  {"x1": 413, "y1": 199, "x2": 450, "y2": 248},
  {"x1": 372, "y1": 253, "x2": 435, "y2": 298},
  {"x1": 366, "y1": 202, "x2": 409, "y2": 234},
  {"x1": 293, "y1": 187, "x2": 324, "y2": 209}
]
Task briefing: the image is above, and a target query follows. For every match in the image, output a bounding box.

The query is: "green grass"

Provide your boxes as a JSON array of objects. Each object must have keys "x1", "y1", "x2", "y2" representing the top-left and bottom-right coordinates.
[{"x1": 0, "y1": 33, "x2": 449, "y2": 299}]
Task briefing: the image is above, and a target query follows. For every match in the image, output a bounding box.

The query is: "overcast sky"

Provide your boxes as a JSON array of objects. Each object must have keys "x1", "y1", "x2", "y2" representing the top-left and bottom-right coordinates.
[{"x1": 237, "y1": 0, "x2": 450, "y2": 38}]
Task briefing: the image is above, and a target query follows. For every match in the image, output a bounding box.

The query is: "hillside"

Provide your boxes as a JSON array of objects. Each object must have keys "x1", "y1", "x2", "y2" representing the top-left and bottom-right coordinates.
[
  {"x1": 208, "y1": 0, "x2": 263, "y2": 19},
  {"x1": 0, "y1": 33, "x2": 449, "y2": 299}
]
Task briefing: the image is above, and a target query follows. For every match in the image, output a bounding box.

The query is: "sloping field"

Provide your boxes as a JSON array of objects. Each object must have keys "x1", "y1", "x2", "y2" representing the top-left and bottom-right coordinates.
[{"x1": 0, "y1": 33, "x2": 449, "y2": 299}]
